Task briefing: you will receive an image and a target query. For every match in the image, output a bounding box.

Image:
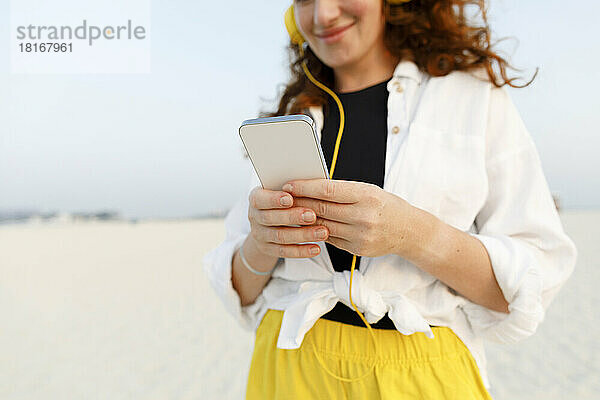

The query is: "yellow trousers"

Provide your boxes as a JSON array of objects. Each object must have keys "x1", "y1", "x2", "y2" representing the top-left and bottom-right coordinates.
[{"x1": 246, "y1": 309, "x2": 493, "y2": 399}]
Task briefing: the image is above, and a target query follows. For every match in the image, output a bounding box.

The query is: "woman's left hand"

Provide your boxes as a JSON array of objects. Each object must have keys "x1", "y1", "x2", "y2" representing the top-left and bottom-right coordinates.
[{"x1": 282, "y1": 179, "x2": 418, "y2": 258}]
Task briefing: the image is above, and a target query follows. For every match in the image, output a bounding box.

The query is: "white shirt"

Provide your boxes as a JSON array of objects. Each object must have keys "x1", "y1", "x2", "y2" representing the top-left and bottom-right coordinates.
[{"x1": 202, "y1": 60, "x2": 578, "y2": 390}]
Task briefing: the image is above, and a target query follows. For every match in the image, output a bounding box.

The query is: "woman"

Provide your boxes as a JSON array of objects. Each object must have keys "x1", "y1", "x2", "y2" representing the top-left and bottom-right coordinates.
[{"x1": 203, "y1": 0, "x2": 578, "y2": 398}]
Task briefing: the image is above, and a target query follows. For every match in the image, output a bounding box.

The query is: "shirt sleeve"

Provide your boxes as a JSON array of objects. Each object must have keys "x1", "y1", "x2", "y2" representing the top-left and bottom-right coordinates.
[
  {"x1": 459, "y1": 84, "x2": 578, "y2": 344},
  {"x1": 201, "y1": 164, "x2": 269, "y2": 332}
]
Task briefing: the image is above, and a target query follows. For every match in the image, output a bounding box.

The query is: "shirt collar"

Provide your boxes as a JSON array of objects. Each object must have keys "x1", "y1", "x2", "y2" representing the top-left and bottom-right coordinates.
[{"x1": 391, "y1": 59, "x2": 423, "y2": 85}]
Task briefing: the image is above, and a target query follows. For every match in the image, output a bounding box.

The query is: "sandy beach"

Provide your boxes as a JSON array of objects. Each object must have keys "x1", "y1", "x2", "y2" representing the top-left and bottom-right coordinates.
[{"x1": 0, "y1": 210, "x2": 597, "y2": 399}]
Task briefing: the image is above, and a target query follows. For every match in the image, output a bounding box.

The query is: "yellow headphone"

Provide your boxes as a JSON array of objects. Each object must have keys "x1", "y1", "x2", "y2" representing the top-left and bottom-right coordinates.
[
  {"x1": 284, "y1": 5, "x2": 305, "y2": 48},
  {"x1": 282, "y1": 0, "x2": 412, "y2": 383}
]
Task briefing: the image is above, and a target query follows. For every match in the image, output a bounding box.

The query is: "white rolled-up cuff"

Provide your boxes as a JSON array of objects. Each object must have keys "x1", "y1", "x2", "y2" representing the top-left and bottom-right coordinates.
[
  {"x1": 202, "y1": 234, "x2": 267, "y2": 332},
  {"x1": 460, "y1": 233, "x2": 545, "y2": 344}
]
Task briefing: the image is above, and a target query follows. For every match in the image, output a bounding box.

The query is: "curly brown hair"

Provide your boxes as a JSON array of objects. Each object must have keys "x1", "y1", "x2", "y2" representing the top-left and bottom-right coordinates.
[{"x1": 261, "y1": 0, "x2": 537, "y2": 117}]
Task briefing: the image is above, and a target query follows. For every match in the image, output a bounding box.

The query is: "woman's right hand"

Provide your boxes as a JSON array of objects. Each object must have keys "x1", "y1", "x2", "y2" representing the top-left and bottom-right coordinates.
[{"x1": 247, "y1": 186, "x2": 329, "y2": 258}]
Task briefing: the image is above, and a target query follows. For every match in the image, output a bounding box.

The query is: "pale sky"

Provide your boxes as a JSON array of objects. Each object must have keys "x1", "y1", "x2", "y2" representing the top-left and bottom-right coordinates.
[{"x1": 1, "y1": 0, "x2": 599, "y2": 219}]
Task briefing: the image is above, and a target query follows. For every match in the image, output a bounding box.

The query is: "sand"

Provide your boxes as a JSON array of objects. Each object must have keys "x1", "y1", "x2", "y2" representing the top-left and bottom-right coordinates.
[{"x1": 0, "y1": 210, "x2": 597, "y2": 399}]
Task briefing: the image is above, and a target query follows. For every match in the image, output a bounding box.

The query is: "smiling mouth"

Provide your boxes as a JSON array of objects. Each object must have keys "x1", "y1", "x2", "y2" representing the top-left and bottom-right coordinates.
[{"x1": 315, "y1": 23, "x2": 355, "y2": 43}]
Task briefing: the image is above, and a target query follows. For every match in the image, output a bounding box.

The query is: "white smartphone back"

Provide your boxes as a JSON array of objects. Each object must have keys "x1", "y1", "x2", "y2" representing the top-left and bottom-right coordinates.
[{"x1": 239, "y1": 115, "x2": 330, "y2": 191}]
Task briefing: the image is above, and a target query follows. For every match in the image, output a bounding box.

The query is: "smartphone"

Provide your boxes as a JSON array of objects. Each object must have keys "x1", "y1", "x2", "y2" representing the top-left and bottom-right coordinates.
[{"x1": 239, "y1": 114, "x2": 330, "y2": 191}]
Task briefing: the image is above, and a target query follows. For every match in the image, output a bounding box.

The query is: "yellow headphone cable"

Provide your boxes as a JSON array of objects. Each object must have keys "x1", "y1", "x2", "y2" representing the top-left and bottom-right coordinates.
[
  {"x1": 283, "y1": 1, "x2": 413, "y2": 382},
  {"x1": 295, "y1": 30, "x2": 379, "y2": 385}
]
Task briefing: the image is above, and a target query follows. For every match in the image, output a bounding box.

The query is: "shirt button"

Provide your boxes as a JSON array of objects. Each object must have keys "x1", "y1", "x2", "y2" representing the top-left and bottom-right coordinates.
[
  {"x1": 392, "y1": 126, "x2": 400, "y2": 134},
  {"x1": 396, "y1": 85, "x2": 404, "y2": 93}
]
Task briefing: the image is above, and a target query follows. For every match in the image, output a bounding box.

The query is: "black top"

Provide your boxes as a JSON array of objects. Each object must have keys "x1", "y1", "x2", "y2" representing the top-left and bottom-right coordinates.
[
  {"x1": 317, "y1": 79, "x2": 435, "y2": 330},
  {"x1": 317, "y1": 79, "x2": 398, "y2": 329}
]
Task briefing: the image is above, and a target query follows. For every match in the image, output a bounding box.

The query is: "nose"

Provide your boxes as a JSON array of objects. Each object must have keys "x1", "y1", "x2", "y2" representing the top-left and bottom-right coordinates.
[{"x1": 313, "y1": 0, "x2": 342, "y2": 30}]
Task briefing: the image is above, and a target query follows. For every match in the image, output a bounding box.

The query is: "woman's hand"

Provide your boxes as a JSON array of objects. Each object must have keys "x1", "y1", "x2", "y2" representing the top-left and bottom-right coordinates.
[
  {"x1": 282, "y1": 179, "x2": 417, "y2": 258},
  {"x1": 247, "y1": 186, "x2": 330, "y2": 258}
]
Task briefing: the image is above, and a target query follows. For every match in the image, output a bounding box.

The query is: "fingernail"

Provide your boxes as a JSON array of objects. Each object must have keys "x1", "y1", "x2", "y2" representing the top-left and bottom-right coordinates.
[
  {"x1": 316, "y1": 229, "x2": 327, "y2": 239},
  {"x1": 310, "y1": 247, "x2": 320, "y2": 254},
  {"x1": 302, "y1": 211, "x2": 315, "y2": 222},
  {"x1": 280, "y1": 196, "x2": 292, "y2": 206},
  {"x1": 283, "y1": 183, "x2": 293, "y2": 192}
]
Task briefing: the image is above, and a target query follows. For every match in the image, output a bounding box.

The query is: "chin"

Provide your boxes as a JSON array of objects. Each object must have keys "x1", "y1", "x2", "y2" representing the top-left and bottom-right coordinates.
[{"x1": 313, "y1": 49, "x2": 358, "y2": 70}]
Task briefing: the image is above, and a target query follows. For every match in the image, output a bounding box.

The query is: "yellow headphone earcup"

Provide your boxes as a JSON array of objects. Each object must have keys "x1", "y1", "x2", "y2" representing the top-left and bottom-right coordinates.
[{"x1": 284, "y1": 5, "x2": 305, "y2": 46}]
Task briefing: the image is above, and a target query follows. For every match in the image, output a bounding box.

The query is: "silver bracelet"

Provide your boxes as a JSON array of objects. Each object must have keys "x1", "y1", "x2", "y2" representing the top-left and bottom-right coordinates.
[{"x1": 239, "y1": 245, "x2": 280, "y2": 276}]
